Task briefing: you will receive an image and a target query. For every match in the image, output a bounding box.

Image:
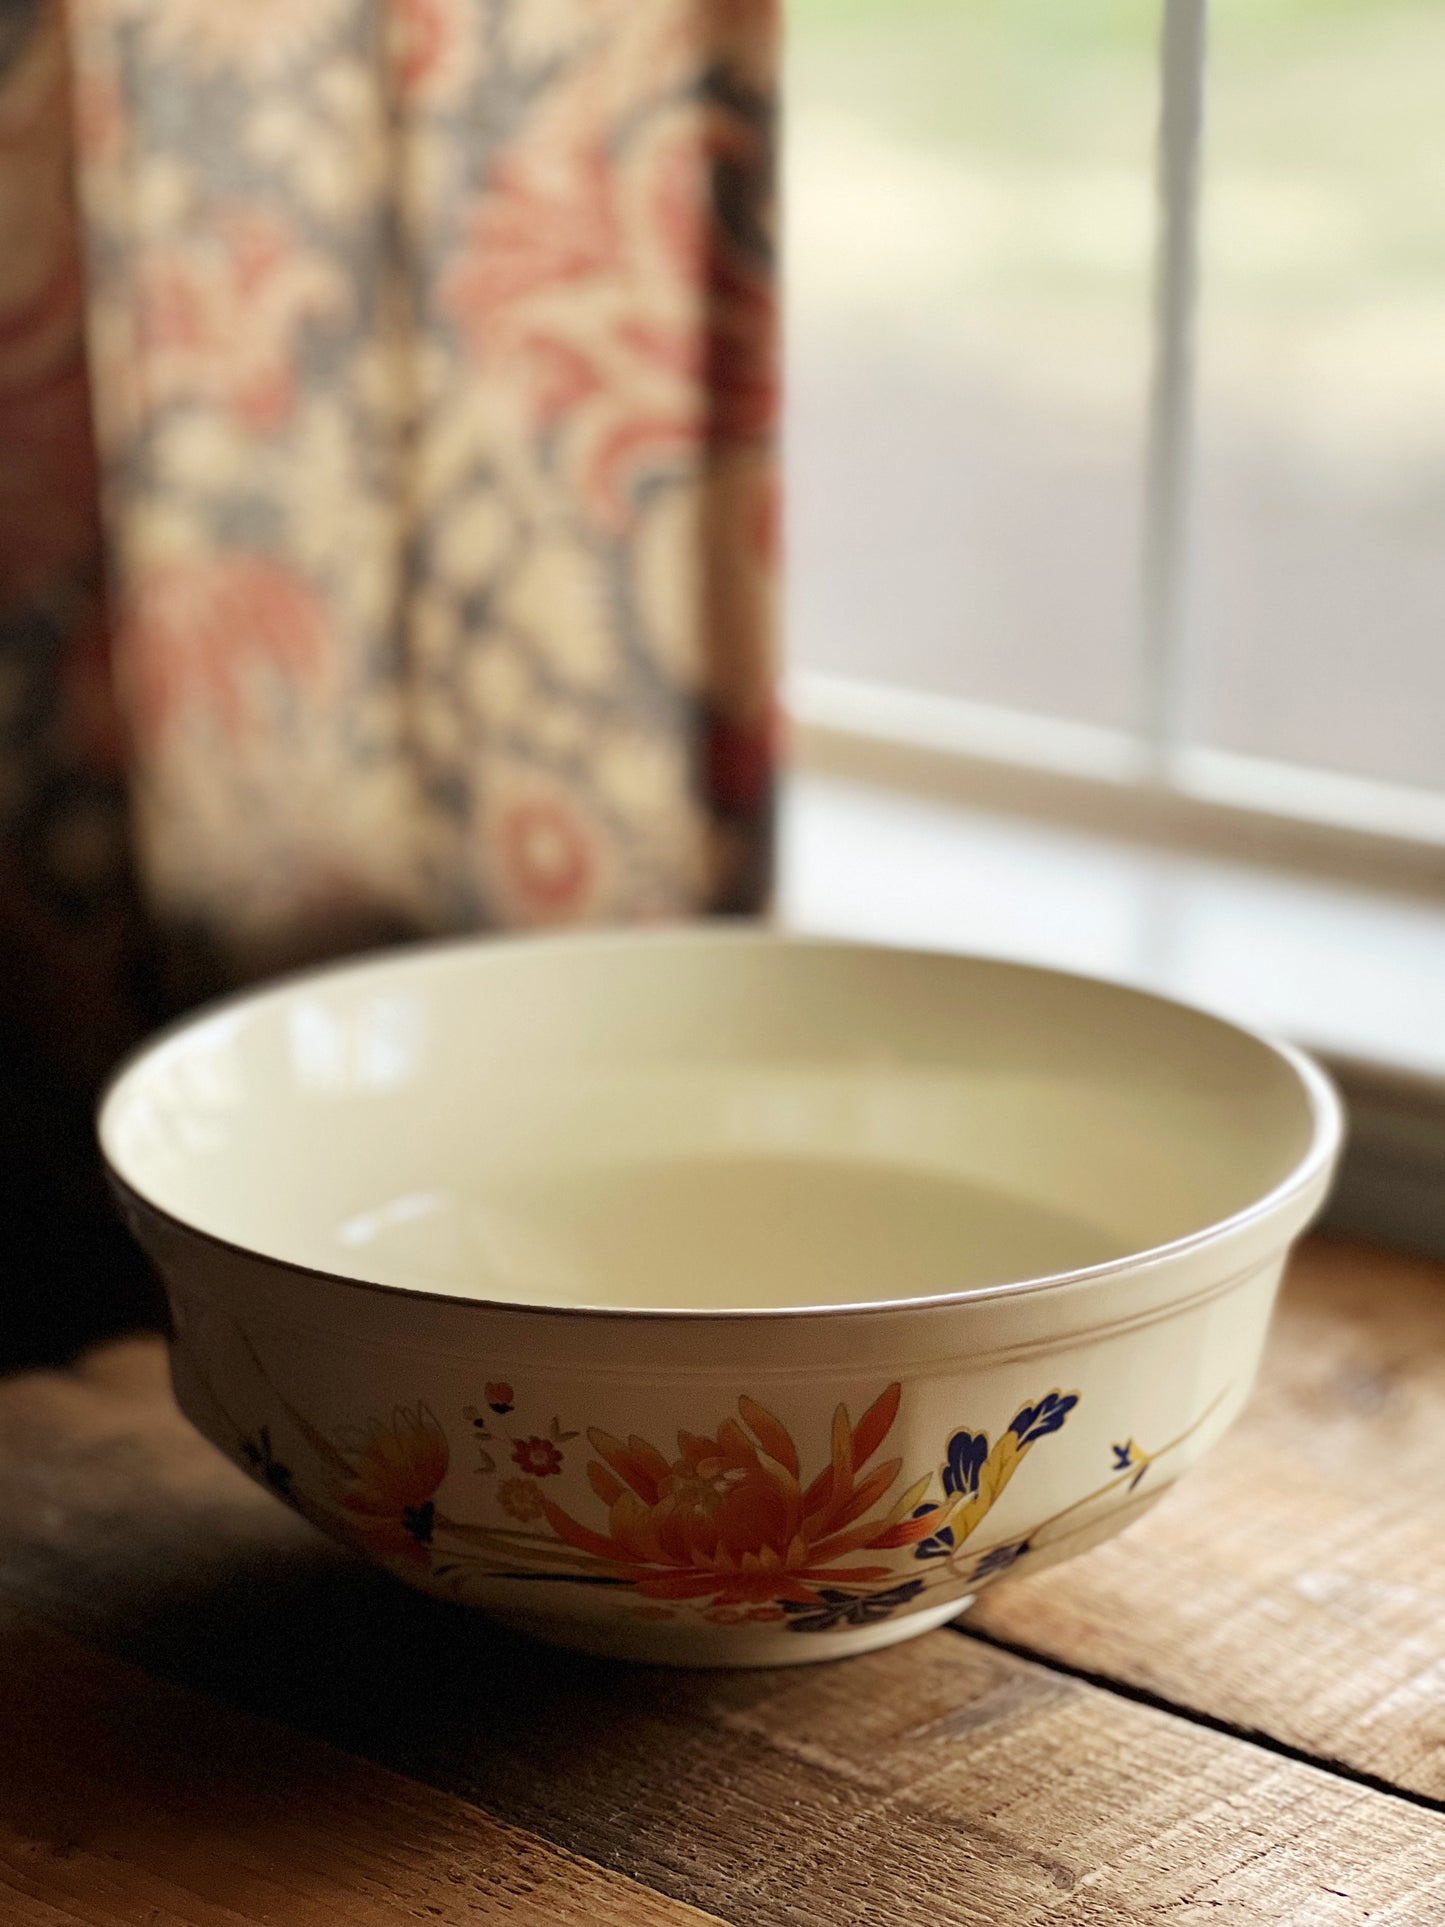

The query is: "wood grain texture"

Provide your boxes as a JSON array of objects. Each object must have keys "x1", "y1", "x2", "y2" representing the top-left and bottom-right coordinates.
[
  {"x1": 2, "y1": 1297, "x2": 1445, "y2": 1925},
  {"x1": 971, "y1": 1235, "x2": 1445, "y2": 1799},
  {"x1": 0, "y1": 1606, "x2": 722, "y2": 1927}
]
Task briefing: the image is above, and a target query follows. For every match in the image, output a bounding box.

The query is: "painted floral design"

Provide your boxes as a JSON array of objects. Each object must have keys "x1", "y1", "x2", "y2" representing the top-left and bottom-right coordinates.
[
  {"x1": 536, "y1": 1385, "x2": 948, "y2": 1606},
  {"x1": 1111, "y1": 1439, "x2": 1153, "y2": 1490},
  {"x1": 238, "y1": 1425, "x2": 294, "y2": 1503},
  {"x1": 499, "y1": 1477, "x2": 545, "y2": 1523},
  {"x1": 910, "y1": 1508, "x2": 958, "y2": 1562},
  {"x1": 206, "y1": 1334, "x2": 1223, "y2": 1638},
  {"x1": 511, "y1": 1436, "x2": 564, "y2": 1479},
  {"x1": 940, "y1": 1391, "x2": 1079, "y2": 1535},
  {"x1": 337, "y1": 1403, "x2": 449, "y2": 1566},
  {"x1": 970, "y1": 1540, "x2": 1030, "y2": 1582},
  {"x1": 781, "y1": 1578, "x2": 927, "y2": 1635}
]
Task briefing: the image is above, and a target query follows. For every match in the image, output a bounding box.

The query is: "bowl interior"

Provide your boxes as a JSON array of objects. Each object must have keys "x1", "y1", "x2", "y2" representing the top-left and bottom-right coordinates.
[{"x1": 100, "y1": 931, "x2": 1328, "y2": 1313}]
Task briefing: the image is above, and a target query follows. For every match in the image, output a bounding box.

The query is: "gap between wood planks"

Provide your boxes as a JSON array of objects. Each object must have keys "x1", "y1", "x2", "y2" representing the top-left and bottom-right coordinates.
[{"x1": 952, "y1": 1620, "x2": 1445, "y2": 1822}]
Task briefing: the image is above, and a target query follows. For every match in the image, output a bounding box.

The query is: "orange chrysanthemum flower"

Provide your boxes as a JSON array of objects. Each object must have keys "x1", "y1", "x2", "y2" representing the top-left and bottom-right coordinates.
[{"x1": 541, "y1": 1385, "x2": 947, "y2": 1607}]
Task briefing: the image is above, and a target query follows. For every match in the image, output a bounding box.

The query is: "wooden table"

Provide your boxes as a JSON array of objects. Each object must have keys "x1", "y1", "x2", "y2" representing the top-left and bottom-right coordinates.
[{"x1": 2, "y1": 1234, "x2": 1443, "y2": 1924}]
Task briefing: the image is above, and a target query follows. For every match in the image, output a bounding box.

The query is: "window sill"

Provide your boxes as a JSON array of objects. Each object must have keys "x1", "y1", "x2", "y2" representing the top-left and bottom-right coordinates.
[{"x1": 778, "y1": 770, "x2": 1445, "y2": 1258}]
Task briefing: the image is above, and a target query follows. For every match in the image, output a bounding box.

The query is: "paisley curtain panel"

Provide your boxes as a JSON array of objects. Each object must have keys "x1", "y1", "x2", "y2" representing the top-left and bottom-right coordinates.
[
  {"x1": 0, "y1": 0, "x2": 778, "y2": 1359},
  {"x1": 4, "y1": 0, "x2": 777, "y2": 1036}
]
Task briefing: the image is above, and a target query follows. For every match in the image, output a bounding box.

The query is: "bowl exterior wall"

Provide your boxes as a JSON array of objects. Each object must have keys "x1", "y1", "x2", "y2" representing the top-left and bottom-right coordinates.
[{"x1": 139, "y1": 1206, "x2": 1293, "y2": 1666}]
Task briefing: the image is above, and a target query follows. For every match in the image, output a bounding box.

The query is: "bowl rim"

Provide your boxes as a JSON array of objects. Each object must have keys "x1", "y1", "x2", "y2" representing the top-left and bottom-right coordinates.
[{"x1": 96, "y1": 923, "x2": 1346, "y2": 1324}]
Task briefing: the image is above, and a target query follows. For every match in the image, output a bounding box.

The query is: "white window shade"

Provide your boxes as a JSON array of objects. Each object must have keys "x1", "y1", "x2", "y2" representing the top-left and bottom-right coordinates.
[
  {"x1": 1187, "y1": 0, "x2": 1445, "y2": 791},
  {"x1": 784, "y1": 0, "x2": 1445, "y2": 842},
  {"x1": 785, "y1": 0, "x2": 1157, "y2": 732}
]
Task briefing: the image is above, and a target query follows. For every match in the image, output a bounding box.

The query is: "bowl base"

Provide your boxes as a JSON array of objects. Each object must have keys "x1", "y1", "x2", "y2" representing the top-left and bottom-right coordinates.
[{"x1": 484, "y1": 1591, "x2": 978, "y2": 1669}]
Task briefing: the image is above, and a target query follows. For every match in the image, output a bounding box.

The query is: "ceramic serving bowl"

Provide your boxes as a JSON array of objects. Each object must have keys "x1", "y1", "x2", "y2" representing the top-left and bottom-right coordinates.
[{"x1": 99, "y1": 928, "x2": 1342, "y2": 1667}]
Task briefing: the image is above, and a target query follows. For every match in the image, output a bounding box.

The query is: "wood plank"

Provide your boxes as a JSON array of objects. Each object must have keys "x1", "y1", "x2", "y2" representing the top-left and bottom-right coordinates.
[
  {"x1": 0, "y1": 1605, "x2": 721, "y2": 1927},
  {"x1": 2, "y1": 1327, "x2": 1445, "y2": 1923},
  {"x1": 970, "y1": 1235, "x2": 1445, "y2": 1799}
]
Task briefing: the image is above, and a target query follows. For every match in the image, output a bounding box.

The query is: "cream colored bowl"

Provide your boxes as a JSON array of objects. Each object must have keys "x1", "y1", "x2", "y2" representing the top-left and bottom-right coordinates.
[{"x1": 99, "y1": 929, "x2": 1342, "y2": 1667}]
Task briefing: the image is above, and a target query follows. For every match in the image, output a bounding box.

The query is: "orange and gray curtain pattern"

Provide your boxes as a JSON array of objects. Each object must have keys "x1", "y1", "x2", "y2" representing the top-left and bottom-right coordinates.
[{"x1": 1, "y1": 0, "x2": 778, "y2": 1084}]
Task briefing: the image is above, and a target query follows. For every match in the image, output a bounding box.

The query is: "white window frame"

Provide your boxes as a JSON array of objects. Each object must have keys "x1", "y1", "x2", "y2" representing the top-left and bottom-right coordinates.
[{"x1": 786, "y1": 0, "x2": 1445, "y2": 898}]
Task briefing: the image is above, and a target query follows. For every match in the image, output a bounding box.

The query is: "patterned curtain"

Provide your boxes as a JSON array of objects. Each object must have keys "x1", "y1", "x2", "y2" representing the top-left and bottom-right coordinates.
[{"x1": 0, "y1": 0, "x2": 777, "y2": 1358}]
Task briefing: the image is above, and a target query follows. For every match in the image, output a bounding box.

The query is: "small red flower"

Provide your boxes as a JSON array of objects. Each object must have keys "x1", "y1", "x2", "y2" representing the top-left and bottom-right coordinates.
[
  {"x1": 486, "y1": 1381, "x2": 514, "y2": 1415},
  {"x1": 512, "y1": 1436, "x2": 563, "y2": 1478}
]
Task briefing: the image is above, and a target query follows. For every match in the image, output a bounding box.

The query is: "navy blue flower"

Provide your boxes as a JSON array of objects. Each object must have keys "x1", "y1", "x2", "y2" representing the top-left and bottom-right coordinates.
[
  {"x1": 911, "y1": 1503, "x2": 957, "y2": 1561},
  {"x1": 782, "y1": 1578, "x2": 926, "y2": 1633},
  {"x1": 1112, "y1": 1439, "x2": 1151, "y2": 1490},
  {"x1": 402, "y1": 1500, "x2": 436, "y2": 1546},
  {"x1": 240, "y1": 1427, "x2": 295, "y2": 1504},
  {"x1": 943, "y1": 1427, "x2": 989, "y2": 1498},
  {"x1": 1007, "y1": 1391, "x2": 1078, "y2": 1446},
  {"x1": 971, "y1": 1539, "x2": 1029, "y2": 1581}
]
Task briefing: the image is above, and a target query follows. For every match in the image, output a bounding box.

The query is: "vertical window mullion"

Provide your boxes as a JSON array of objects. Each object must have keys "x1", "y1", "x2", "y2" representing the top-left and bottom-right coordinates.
[{"x1": 1140, "y1": 0, "x2": 1209, "y2": 775}]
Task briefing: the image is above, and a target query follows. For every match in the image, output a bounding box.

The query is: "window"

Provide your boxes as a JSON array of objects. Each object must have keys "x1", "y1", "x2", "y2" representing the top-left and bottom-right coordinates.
[
  {"x1": 784, "y1": 0, "x2": 1445, "y2": 855},
  {"x1": 781, "y1": 0, "x2": 1445, "y2": 1247}
]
